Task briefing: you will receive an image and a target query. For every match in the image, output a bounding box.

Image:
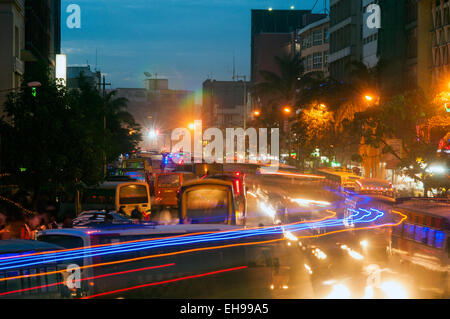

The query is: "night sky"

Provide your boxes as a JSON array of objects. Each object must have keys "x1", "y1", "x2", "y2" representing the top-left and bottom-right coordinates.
[{"x1": 61, "y1": 0, "x2": 327, "y2": 95}]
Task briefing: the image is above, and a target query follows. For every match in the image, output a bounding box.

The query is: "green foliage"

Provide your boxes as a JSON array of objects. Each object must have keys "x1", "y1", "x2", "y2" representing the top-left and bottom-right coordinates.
[{"x1": 0, "y1": 67, "x2": 141, "y2": 207}]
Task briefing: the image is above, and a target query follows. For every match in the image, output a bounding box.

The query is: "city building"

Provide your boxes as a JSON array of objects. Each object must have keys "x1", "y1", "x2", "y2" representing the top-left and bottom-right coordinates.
[
  {"x1": 251, "y1": 9, "x2": 327, "y2": 84},
  {"x1": 143, "y1": 78, "x2": 195, "y2": 134},
  {"x1": 430, "y1": 0, "x2": 449, "y2": 89},
  {"x1": 0, "y1": 0, "x2": 25, "y2": 110},
  {"x1": 293, "y1": 16, "x2": 330, "y2": 75},
  {"x1": 202, "y1": 79, "x2": 250, "y2": 129},
  {"x1": 67, "y1": 65, "x2": 101, "y2": 90},
  {"x1": 22, "y1": 0, "x2": 61, "y2": 74},
  {"x1": 329, "y1": 0, "x2": 363, "y2": 81}
]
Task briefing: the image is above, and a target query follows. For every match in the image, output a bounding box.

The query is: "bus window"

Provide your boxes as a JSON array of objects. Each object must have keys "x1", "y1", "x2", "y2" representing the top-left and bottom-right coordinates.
[
  {"x1": 435, "y1": 231, "x2": 445, "y2": 249},
  {"x1": 414, "y1": 226, "x2": 423, "y2": 243},
  {"x1": 185, "y1": 188, "x2": 229, "y2": 224},
  {"x1": 404, "y1": 224, "x2": 415, "y2": 240},
  {"x1": 6, "y1": 271, "x2": 20, "y2": 294},
  {"x1": 421, "y1": 227, "x2": 430, "y2": 245},
  {"x1": 158, "y1": 174, "x2": 180, "y2": 187},
  {"x1": 83, "y1": 189, "x2": 115, "y2": 206},
  {"x1": 119, "y1": 184, "x2": 149, "y2": 205},
  {"x1": 392, "y1": 223, "x2": 403, "y2": 236},
  {"x1": 427, "y1": 229, "x2": 436, "y2": 247}
]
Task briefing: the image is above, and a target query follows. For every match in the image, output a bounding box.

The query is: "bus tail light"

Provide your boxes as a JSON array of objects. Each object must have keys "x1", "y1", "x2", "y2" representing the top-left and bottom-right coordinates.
[{"x1": 234, "y1": 179, "x2": 241, "y2": 194}]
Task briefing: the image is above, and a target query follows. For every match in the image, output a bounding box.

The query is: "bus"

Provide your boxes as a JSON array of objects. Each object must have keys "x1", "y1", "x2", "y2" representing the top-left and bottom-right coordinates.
[
  {"x1": 0, "y1": 240, "x2": 69, "y2": 299},
  {"x1": 79, "y1": 181, "x2": 151, "y2": 218},
  {"x1": 36, "y1": 223, "x2": 285, "y2": 298},
  {"x1": 354, "y1": 178, "x2": 395, "y2": 202},
  {"x1": 179, "y1": 179, "x2": 242, "y2": 225},
  {"x1": 317, "y1": 168, "x2": 362, "y2": 192},
  {"x1": 389, "y1": 198, "x2": 450, "y2": 297},
  {"x1": 123, "y1": 158, "x2": 152, "y2": 175}
]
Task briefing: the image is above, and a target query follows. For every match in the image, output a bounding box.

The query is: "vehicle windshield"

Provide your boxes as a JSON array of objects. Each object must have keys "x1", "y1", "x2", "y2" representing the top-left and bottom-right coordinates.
[
  {"x1": 119, "y1": 184, "x2": 148, "y2": 204},
  {"x1": 184, "y1": 187, "x2": 229, "y2": 224},
  {"x1": 157, "y1": 175, "x2": 180, "y2": 188}
]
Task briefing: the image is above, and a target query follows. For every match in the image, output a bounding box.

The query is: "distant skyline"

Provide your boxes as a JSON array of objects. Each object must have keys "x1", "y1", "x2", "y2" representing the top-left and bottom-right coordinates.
[{"x1": 61, "y1": 0, "x2": 328, "y2": 94}]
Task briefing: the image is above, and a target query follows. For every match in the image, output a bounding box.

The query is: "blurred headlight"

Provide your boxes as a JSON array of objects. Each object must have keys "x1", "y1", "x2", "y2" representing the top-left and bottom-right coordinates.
[
  {"x1": 325, "y1": 284, "x2": 351, "y2": 299},
  {"x1": 380, "y1": 281, "x2": 408, "y2": 299},
  {"x1": 360, "y1": 240, "x2": 369, "y2": 248}
]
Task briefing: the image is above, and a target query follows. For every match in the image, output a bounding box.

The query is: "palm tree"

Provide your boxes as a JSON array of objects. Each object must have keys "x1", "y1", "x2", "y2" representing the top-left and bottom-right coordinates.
[{"x1": 253, "y1": 53, "x2": 305, "y2": 109}]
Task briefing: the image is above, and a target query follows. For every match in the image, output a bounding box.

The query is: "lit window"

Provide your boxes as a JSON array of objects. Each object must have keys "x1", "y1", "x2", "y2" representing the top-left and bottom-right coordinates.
[
  {"x1": 428, "y1": 229, "x2": 436, "y2": 247},
  {"x1": 435, "y1": 231, "x2": 445, "y2": 249}
]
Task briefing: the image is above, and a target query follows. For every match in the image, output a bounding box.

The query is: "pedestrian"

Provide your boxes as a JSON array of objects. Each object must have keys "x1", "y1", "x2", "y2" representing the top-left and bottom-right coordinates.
[
  {"x1": 62, "y1": 216, "x2": 73, "y2": 228},
  {"x1": 21, "y1": 214, "x2": 41, "y2": 240},
  {"x1": 131, "y1": 206, "x2": 143, "y2": 221}
]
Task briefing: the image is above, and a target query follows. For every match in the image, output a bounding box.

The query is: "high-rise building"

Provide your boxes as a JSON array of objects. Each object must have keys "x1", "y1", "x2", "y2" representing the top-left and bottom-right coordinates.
[
  {"x1": 22, "y1": 0, "x2": 61, "y2": 74},
  {"x1": 251, "y1": 9, "x2": 327, "y2": 84},
  {"x1": 329, "y1": 0, "x2": 363, "y2": 81},
  {"x1": 202, "y1": 80, "x2": 250, "y2": 129},
  {"x1": 0, "y1": 0, "x2": 25, "y2": 110},
  {"x1": 293, "y1": 17, "x2": 330, "y2": 76}
]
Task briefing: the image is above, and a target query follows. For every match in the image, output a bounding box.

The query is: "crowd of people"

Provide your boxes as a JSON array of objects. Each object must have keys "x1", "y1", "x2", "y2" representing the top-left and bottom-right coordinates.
[{"x1": 0, "y1": 202, "x2": 73, "y2": 240}]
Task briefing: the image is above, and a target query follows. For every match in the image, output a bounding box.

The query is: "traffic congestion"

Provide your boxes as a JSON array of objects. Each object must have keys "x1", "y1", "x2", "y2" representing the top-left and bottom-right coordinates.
[{"x1": 0, "y1": 151, "x2": 448, "y2": 299}]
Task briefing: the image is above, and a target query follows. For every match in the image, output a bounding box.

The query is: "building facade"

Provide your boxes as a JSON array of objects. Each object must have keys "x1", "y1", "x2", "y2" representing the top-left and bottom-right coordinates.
[
  {"x1": 294, "y1": 17, "x2": 330, "y2": 75},
  {"x1": 143, "y1": 78, "x2": 195, "y2": 134},
  {"x1": 251, "y1": 9, "x2": 327, "y2": 84},
  {"x1": 0, "y1": 0, "x2": 25, "y2": 110},
  {"x1": 22, "y1": 0, "x2": 61, "y2": 73},
  {"x1": 202, "y1": 80, "x2": 250, "y2": 129},
  {"x1": 67, "y1": 65, "x2": 101, "y2": 90},
  {"x1": 329, "y1": 0, "x2": 363, "y2": 81}
]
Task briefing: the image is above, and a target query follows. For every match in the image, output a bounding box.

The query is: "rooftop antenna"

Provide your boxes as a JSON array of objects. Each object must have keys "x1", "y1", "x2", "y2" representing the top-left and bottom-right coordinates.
[
  {"x1": 232, "y1": 54, "x2": 236, "y2": 81},
  {"x1": 95, "y1": 48, "x2": 98, "y2": 71}
]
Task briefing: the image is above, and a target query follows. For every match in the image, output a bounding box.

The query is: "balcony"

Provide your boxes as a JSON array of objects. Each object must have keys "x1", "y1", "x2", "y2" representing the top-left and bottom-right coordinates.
[{"x1": 13, "y1": 56, "x2": 24, "y2": 75}]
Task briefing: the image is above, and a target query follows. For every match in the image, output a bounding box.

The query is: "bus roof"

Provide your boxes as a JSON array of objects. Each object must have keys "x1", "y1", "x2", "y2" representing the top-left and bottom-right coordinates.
[
  {"x1": 85, "y1": 181, "x2": 148, "y2": 189},
  {"x1": 0, "y1": 240, "x2": 63, "y2": 254},
  {"x1": 395, "y1": 198, "x2": 450, "y2": 220},
  {"x1": 181, "y1": 179, "x2": 233, "y2": 188},
  {"x1": 39, "y1": 224, "x2": 243, "y2": 239}
]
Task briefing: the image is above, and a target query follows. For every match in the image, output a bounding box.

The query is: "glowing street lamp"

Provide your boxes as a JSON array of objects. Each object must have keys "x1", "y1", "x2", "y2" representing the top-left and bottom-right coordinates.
[
  {"x1": 188, "y1": 123, "x2": 195, "y2": 130},
  {"x1": 147, "y1": 129, "x2": 159, "y2": 139},
  {"x1": 253, "y1": 110, "x2": 261, "y2": 117},
  {"x1": 283, "y1": 106, "x2": 292, "y2": 114},
  {"x1": 319, "y1": 103, "x2": 327, "y2": 110},
  {"x1": 364, "y1": 95, "x2": 374, "y2": 102}
]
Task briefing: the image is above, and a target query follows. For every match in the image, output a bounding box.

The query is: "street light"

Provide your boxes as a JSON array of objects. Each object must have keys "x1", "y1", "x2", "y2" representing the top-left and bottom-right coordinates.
[
  {"x1": 364, "y1": 95, "x2": 374, "y2": 102},
  {"x1": 147, "y1": 129, "x2": 159, "y2": 139},
  {"x1": 319, "y1": 103, "x2": 327, "y2": 110},
  {"x1": 188, "y1": 123, "x2": 195, "y2": 130},
  {"x1": 283, "y1": 106, "x2": 292, "y2": 114},
  {"x1": 253, "y1": 110, "x2": 261, "y2": 117}
]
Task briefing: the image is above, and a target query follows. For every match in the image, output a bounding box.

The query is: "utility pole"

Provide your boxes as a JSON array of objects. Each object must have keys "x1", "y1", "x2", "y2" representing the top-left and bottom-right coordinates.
[{"x1": 100, "y1": 75, "x2": 111, "y2": 177}]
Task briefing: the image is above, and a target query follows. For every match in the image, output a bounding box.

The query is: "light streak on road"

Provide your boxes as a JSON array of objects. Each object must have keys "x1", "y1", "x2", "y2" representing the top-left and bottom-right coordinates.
[
  {"x1": 290, "y1": 198, "x2": 331, "y2": 207},
  {"x1": 0, "y1": 263, "x2": 175, "y2": 297},
  {"x1": 0, "y1": 209, "x2": 375, "y2": 270},
  {"x1": 0, "y1": 209, "x2": 407, "y2": 284},
  {"x1": 80, "y1": 265, "x2": 248, "y2": 299}
]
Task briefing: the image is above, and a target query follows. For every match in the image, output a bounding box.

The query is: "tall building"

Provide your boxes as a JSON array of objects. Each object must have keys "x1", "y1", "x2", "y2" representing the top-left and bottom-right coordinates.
[
  {"x1": 0, "y1": 0, "x2": 25, "y2": 110},
  {"x1": 251, "y1": 9, "x2": 327, "y2": 84},
  {"x1": 329, "y1": 0, "x2": 363, "y2": 81},
  {"x1": 202, "y1": 80, "x2": 250, "y2": 129},
  {"x1": 430, "y1": 0, "x2": 448, "y2": 89},
  {"x1": 293, "y1": 17, "x2": 330, "y2": 75},
  {"x1": 22, "y1": 0, "x2": 61, "y2": 74}
]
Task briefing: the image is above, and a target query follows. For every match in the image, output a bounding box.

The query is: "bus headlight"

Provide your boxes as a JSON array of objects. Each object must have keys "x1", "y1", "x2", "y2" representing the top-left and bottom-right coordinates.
[
  {"x1": 325, "y1": 284, "x2": 351, "y2": 299},
  {"x1": 380, "y1": 281, "x2": 408, "y2": 299}
]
